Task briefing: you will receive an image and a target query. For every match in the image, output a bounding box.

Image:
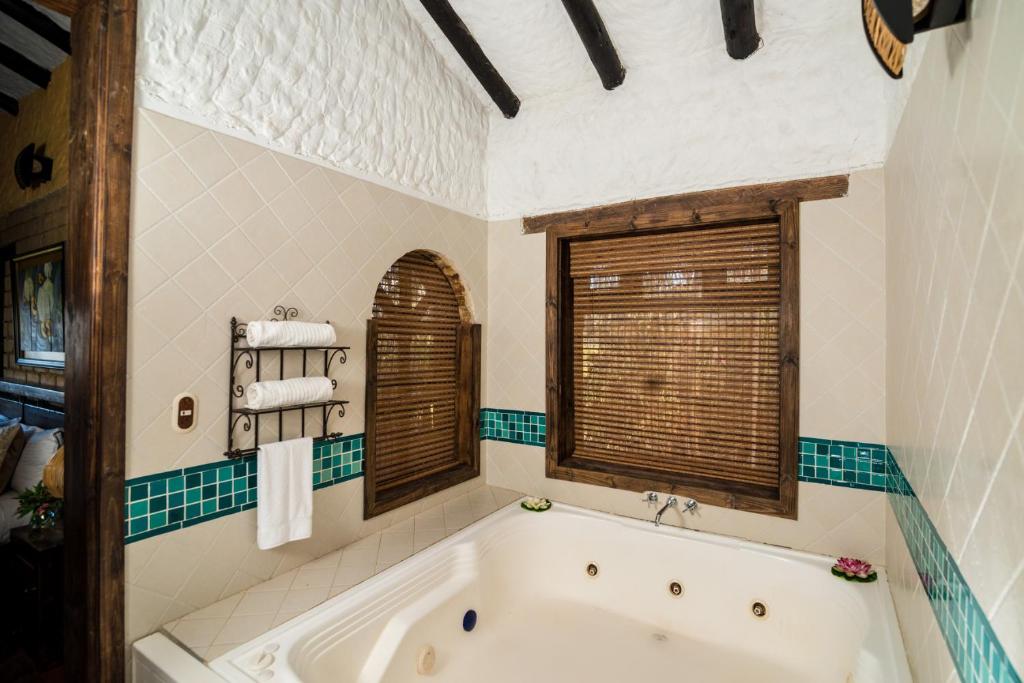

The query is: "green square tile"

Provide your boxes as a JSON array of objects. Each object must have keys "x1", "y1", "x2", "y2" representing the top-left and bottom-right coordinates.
[
  {"x1": 168, "y1": 476, "x2": 185, "y2": 493},
  {"x1": 186, "y1": 488, "x2": 201, "y2": 504},
  {"x1": 129, "y1": 500, "x2": 147, "y2": 518},
  {"x1": 150, "y1": 511, "x2": 167, "y2": 528},
  {"x1": 202, "y1": 499, "x2": 216, "y2": 515}
]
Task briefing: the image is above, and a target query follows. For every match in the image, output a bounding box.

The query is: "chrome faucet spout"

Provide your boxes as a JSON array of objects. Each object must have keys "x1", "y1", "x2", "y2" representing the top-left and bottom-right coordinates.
[
  {"x1": 652, "y1": 496, "x2": 697, "y2": 526},
  {"x1": 653, "y1": 496, "x2": 677, "y2": 527}
]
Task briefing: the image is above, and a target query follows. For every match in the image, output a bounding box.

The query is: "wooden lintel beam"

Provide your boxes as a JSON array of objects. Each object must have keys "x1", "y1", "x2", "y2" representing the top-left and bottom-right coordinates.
[
  {"x1": 0, "y1": 90, "x2": 17, "y2": 115},
  {"x1": 0, "y1": 42, "x2": 51, "y2": 88},
  {"x1": 419, "y1": 0, "x2": 520, "y2": 118},
  {"x1": 0, "y1": 0, "x2": 72, "y2": 53},
  {"x1": 522, "y1": 175, "x2": 850, "y2": 234},
  {"x1": 560, "y1": 0, "x2": 625, "y2": 90},
  {"x1": 720, "y1": 0, "x2": 760, "y2": 60}
]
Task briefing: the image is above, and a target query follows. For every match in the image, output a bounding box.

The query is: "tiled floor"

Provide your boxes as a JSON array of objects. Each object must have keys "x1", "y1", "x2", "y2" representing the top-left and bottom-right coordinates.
[{"x1": 162, "y1": 486, "x2": 521, "y2": 661}]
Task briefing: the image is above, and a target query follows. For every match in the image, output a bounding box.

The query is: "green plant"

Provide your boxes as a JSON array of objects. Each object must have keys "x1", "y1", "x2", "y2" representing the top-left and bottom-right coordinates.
[{"x1": 16, "y1": 482, "x2": 62, "y2": 529}]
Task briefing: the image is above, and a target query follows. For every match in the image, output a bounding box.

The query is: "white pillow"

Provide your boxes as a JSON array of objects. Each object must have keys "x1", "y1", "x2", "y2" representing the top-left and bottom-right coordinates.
[{"x1": 11, "y1": 427, "x2": 62, "y2": 492}]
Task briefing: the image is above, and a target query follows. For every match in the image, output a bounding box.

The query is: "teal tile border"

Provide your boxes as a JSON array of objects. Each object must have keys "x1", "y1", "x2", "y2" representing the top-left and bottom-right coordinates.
[
  {"x1": 797, "y1": 437, "x2": 887, "y2": 491},
  {"x1": 886, "y1": 451, "x2": 1021, "y2": 683},
  {"x1": 123, "y1": 433, "x2": 363, "y2": 544},
  {"x1": 480, "y1": 408, "x2": 546, "y2": 446},
  {"x1": 480, "y1": 408, "x2": 887, "y2": 492},
  {"x1": 125, "y1": 411, "x2": 886, "y2": 544}
]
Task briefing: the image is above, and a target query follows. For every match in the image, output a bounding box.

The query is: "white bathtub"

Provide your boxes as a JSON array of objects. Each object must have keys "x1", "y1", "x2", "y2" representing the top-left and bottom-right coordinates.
[{"x1": 192, "y1": 501, "x2": 910, "y2": 683}]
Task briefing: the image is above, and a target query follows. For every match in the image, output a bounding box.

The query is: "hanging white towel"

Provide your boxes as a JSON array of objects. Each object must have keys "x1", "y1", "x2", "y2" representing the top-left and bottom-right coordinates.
[
  {"x1": 245, "y1": 377, "x2": 334, "y2": 410},
  {"x1": 257, "y1": 437, "x2": 313, "y2": 549},
  {"x1": 246, "y1": 320, "x2": 336, "y2": 348}
]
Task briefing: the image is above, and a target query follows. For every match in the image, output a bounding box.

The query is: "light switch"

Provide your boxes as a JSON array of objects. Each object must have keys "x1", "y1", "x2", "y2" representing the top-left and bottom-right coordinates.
[{"x1": 172, "y1": 393, "x2": 197, "y2": 433}]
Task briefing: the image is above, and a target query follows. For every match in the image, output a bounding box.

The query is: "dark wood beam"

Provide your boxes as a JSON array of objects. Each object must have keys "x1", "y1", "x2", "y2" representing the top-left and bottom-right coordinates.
[
  {"x1": 0, "y1": 42, "x2": 51, "y2": 88},
  {"x1": 419, "y1": 0, "x2": 520, "y2": 118},
  {"x1": 0, "y1": 0, "x2": 72, "y2": 53},
  {"x1": 560, "y1": 0, "x2": 624, "y2": 90},
  {"x1": 31, "y1": 0, "x2": 77, "y2": 15},
  {"x1": 523, "y1": 175, "x2": 849, "y2": 234},
  {"x1": 719, "y1": 0, "x2": 760, "y2": 60},
  {"x1": 0, "y1": 90, "x2": 17, "y2": 115}
]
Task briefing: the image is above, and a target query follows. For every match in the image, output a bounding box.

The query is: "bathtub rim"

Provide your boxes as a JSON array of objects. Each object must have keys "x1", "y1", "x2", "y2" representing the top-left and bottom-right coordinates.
[{"x1": 207, "y1": 499, "x2": 911, "y2": 683}]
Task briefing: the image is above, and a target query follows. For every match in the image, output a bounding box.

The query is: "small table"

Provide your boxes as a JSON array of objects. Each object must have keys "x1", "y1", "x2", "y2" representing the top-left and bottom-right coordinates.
[{"x1": 7, "y1": 525, "x2": 64, "y2": 663}]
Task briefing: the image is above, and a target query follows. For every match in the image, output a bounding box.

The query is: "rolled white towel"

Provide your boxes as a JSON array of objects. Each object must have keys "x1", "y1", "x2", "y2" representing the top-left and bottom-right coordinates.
[
  {"x1": 245, "y1": 377, "x2": 334, "y2": 410},
  {"x1": 245, "y1": 320, "x2": 337, "y2": 348}
]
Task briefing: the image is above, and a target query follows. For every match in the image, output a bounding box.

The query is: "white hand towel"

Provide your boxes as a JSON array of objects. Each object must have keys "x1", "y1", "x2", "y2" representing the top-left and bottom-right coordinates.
[
  {"x1": 257, "y1": 437, "x2": 313, "y2": 549},
  {"x1": 245, "y1": 377, "x2": 334, "y2": 410},
  {"x1": 246, "y1": 320, "x2": 336, "y2": 348}
]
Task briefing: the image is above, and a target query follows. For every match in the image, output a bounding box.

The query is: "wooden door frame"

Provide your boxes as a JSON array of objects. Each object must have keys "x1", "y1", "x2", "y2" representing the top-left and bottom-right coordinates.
[{"x1": 37, "y1": 0, "x2": 137, "y2": 679}]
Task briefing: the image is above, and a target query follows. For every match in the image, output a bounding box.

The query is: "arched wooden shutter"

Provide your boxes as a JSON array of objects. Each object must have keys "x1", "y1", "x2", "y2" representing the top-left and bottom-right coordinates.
[{"x1": 364, "y1": 251, "x2": 480, "y2": 518}]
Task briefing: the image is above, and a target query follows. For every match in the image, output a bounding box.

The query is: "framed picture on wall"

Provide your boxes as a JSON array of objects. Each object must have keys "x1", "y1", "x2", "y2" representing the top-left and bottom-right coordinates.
[{"x1": 10, "y1": 243, "x2": 65, "y2": 369}]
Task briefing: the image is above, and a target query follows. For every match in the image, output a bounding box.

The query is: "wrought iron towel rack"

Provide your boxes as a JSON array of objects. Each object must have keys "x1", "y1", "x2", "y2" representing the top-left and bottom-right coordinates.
[{"x1": 225, "y1": 306, "x2": 350, "y2": 459}]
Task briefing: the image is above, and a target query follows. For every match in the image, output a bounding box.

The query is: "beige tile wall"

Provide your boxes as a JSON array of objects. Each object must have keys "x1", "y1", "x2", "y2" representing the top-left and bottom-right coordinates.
[
  {"x1": 125, "y1": 108, "x2": 491, "y2": 646},
  {"x1": 484, "y1": 171, "x2": 889, "y2": 561},
  {"x1": 884, "y1": 0, "x2": 1024, "y2": 675}
]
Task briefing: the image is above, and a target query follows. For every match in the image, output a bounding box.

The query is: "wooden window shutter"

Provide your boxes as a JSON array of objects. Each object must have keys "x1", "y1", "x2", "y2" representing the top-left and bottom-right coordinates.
[
  {"x1": 546, "y1": 205, "x2": 799, "y2": 518},
  {"x1": 364, "y1": 251, "x2": 480, "y2": 518}
]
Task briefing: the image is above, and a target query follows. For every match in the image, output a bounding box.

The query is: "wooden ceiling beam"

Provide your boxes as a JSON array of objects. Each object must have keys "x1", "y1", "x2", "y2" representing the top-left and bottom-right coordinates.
[
  {"x1": 419, "y1": 0, "x2": 520, "y2": 118},
  {"x1": 560, "y1": 0, "x2": 624, "y2": 90},
  {"x1": 29, "y1": 0, "x2": 77, "y2": 16},
  {"x1": 0, "y1": 89, "x2": 17, "y2": 115},
  {"x1": 0, "y1": 41, "x2": 51, "y2": 88},
  {"x1": 719, "y1": 0, "x2": 760, "y2": 60},
  {"x1": 0, "y1": 0, "x2": 72, "y2": 53}
]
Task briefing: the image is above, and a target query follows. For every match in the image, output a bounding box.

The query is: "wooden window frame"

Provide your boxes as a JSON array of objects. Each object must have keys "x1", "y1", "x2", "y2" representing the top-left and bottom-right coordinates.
[
  {"x1": 363, "y1": 252, "x2": 481, "y2": 518},
  {"x1": 540, "y1": 176, "x2": 849, "y2": 519}
]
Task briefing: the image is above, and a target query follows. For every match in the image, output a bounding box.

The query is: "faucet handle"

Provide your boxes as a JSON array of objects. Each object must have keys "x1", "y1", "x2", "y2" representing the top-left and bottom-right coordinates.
[
  {"x1": 642, "y1": 491, "x2": 658, "y2": 504},
  {"x1": 682, "y1": 498, "x2": 698, "y2": 513}
]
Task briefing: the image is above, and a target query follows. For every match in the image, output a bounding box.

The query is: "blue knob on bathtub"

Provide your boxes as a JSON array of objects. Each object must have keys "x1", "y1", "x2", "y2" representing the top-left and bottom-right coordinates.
[{"x1": 462, "y1": 609, "x2": 477, "y2": 632}]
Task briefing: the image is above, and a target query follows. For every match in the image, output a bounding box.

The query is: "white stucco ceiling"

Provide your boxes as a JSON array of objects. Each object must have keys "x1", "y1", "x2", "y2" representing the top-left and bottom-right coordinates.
[{"x1": 0, "y1": 1, "x2": 70, "y2": 103}]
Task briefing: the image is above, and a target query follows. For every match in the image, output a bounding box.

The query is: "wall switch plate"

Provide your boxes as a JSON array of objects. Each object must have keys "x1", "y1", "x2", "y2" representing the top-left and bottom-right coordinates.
[{"x1": 172, "y1": 393, "x2": 197, "y2": 433}]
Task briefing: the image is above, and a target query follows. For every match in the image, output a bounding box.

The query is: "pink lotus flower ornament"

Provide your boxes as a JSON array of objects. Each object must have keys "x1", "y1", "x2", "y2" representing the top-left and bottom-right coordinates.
[{"x1": 831, "y1": 557, "x2": 878, "y2": 582}]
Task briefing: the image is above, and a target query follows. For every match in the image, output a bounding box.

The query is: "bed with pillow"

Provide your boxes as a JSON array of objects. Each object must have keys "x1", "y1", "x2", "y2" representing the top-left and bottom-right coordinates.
[{"x1": 0, "y1": 387, "x2": 64, "y2": 544}]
